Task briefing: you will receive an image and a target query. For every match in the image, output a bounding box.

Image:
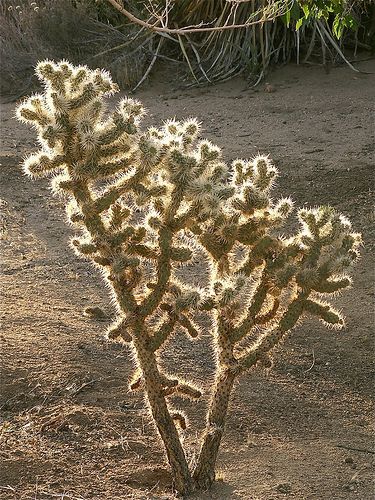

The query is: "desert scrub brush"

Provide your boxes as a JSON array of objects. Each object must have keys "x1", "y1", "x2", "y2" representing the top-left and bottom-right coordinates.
[{"x1": 17, "y1": 60, "x2": 362, "y2": 495}]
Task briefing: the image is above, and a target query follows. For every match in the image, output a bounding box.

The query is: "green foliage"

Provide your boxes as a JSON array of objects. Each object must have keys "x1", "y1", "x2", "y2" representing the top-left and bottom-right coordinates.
[
  {"x1": 283, "y1": 0, "x2": 359, "y2": 39},
  {"x1": 17, "y1": 61, "x2": 362, "y2": 495}
]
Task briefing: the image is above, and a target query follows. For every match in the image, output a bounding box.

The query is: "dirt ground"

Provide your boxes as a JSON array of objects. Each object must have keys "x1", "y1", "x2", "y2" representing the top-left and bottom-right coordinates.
[{"x1": 1, "y1": 60, "x2": 374, "y2": 500}]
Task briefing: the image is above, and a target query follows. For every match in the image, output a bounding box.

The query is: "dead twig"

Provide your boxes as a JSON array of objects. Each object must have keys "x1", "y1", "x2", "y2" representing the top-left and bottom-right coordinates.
[
  {"x1": 70, "y1": 379, "x2": 99, "y2": 396},
  {"x1": 132, "y1": 36, "x2": 164, "y2": 92},
  {"x1": 0, "y1": 486, "x2": 16, "y2": 492},
  {"x1": 304, "y1": 349, "x2": 315, "y2": 373},
  {"x1": 37, "y1": 491, "x2": 87, "y2": 500},
  {"x1": 105, "y1": 0, "x2": 291, "y2": 35}
]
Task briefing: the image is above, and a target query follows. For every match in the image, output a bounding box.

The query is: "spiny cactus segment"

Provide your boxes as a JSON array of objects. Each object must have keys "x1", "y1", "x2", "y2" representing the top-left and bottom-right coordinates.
[{"x1": 17, "y1": 60, "x2": 361, "y2": 495}]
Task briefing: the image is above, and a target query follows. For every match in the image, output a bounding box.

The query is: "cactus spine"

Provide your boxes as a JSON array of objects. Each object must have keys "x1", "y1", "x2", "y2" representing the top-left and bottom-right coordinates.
[{"x1": 17, "y1": 61, "x2": 361, "y2": 495}]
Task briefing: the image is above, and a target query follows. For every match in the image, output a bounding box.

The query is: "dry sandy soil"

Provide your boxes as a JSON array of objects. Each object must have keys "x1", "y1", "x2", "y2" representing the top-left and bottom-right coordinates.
[{"x1": 1, "y1": 60, "x2": 374, "y2": 500}]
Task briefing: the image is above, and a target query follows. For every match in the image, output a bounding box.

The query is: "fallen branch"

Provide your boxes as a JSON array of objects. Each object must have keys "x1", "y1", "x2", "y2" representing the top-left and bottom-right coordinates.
[{"x1": 105, "y1": 0, "x2": 291, "y2": 35}]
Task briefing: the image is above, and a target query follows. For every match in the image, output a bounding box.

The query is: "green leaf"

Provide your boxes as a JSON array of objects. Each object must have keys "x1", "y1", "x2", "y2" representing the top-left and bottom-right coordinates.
[
  {"x1": 344, "y1": 15, "x2": 358, "y2": 30},
  {"x1": 302, "y1": 4, "x2": 310, "y2": 18},
  {"x1": 296, "y1": 18, "x2": 304, "y2": 30},
  {"x1": 317, "y1": 8, "x2": 329, "y2": 21},
  {"x1": 283, "y1": 10, "x2": 291, "y2": 27},
  {"x1": 333, "y1": 16, "x2": 344, "y2": 39}
]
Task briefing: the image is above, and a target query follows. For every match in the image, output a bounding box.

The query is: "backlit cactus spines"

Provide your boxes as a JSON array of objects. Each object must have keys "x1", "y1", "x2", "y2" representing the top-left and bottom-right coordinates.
[{"x1": 17, "y1": 60, "x2": 362, "y2": 495}]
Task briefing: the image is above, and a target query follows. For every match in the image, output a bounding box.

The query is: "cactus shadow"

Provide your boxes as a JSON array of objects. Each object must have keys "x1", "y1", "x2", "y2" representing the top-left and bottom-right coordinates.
[
  {"x1": 190, "y1": 480, "x2": 242, "y2": 499},
  {"x1": 114, "y1": 467, "x2": 242, "y2": 499}
]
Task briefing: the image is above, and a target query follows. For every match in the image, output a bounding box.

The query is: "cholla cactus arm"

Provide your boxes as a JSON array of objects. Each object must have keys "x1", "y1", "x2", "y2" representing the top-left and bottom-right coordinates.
[
  {"x1": 193, "y1": 166, "x2": 361, "y2": 487},
  {"x1": 16, "y1": 61, "x2": 196, "y2": 494},
  {"x1": 237, "y1": 211, "x2": 361, "y2": 372},
  {"x1": 17, "y1": 61, "x2": 361, "y2": 495}
]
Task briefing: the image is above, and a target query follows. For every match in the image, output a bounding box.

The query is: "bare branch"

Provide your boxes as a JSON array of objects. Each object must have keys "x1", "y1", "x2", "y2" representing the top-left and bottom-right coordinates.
[{"x1": 105, "y1": 0, "x2": 292, "y2": 35}]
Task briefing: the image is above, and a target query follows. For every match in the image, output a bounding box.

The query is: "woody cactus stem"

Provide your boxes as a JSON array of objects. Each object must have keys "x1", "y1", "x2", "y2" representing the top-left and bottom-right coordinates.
[
  {"x1": 130, "y1": 325, "x2": 193, "y2": 493},
  {"x1": 17, "y1": 60, "x2": 361, "y2": 495}
]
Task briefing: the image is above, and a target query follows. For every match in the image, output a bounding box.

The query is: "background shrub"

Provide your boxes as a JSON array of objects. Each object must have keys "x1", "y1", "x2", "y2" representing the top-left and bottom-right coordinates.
[{"x1": 1, "y1": 0, "x2": 373, "y2": 97}]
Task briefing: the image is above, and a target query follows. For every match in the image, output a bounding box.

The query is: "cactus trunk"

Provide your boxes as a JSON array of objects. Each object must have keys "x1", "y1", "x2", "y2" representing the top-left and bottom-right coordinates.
[
  {"x1": 131, "y1": 331, "x2": 194, "y2": 495},
  {"x1": 193, "y1": 368, "x2": 236, "y2": 488}
]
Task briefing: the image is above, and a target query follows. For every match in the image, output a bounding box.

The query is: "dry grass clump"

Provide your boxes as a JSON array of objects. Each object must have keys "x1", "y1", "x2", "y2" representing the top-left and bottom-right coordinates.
[{"x1": 0, "y1": 0, "x2": 148, "y2": 97}]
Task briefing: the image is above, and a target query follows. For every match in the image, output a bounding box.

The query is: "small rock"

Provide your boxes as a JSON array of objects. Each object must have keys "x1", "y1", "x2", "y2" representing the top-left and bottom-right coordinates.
[
  {"x1": 83, "y1": 306, "x2": 107, "y2": 320},
  {"x1": 344, "y1": 482, "x2": 356, "y2": 491},
  {"x1": 264, "y1": 83, "x2": 276, "y2": 93},
  {"x1": 277, "y1": 482, "x2": 292, "y2": 494},
  {"x1": 344, "y1": 456, "x2": 354, "y2": 465}
]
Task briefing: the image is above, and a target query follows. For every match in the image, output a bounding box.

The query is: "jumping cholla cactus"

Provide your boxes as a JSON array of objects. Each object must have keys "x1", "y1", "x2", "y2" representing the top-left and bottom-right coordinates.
[{"x1": 16, "y1": 60, "x2": 362, "y2": 495}]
